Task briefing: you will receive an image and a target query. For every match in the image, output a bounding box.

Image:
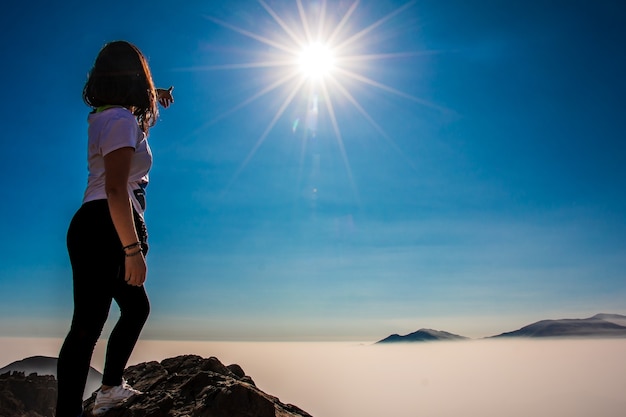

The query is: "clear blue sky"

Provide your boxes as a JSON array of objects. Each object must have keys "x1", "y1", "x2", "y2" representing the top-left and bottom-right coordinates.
[{"x1": 1, "y1": 0, "x2": 625, "y2": 341}]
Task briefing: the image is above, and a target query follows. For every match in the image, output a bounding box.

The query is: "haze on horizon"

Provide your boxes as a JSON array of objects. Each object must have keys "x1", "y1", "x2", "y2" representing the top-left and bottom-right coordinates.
[
  {"x1": 2, "y1": 337, "x2": 625, "y2": 417},
  {"x1": 1, "y1": 0, "x2": 625, "y2": 342}
]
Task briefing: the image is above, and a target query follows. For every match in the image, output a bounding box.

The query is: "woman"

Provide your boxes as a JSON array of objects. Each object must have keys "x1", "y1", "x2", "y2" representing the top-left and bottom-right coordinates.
[{"x1": 56, "y1": 41, "x2": 173, "y2": 417}]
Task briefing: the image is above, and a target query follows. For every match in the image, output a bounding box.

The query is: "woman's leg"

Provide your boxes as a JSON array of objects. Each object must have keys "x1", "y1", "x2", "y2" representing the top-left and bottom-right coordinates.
[
  {"x1": 56, "y1": 201, "x2": 121, "y2": 417},
  {"x1": 101, "y1": 210, "x2": 150, "y2": 387},
  {"x1": 56, "y1": 281, "x2": 112, "y2": 416},
  {"x1": 101, "y1": 284, "x2": 150, "y2": 386}
]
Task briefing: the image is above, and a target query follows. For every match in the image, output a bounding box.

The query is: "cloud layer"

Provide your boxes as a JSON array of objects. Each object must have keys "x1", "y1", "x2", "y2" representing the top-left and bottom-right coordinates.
[{"x1": 3, "y1": 338, "x2": 624, "y2": 417}]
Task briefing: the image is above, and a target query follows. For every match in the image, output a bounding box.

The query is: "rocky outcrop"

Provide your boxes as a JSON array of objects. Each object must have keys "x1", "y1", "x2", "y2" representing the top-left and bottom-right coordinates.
[
  {"x1": 0, "y1": 355, "x2": 313, "y2": 417},
  {"x1": 82, "y1": 354, "x2": 312, "y2": 417},
  {"x1": 0, "y1": 371, "x2": 57, "y2": 417}
]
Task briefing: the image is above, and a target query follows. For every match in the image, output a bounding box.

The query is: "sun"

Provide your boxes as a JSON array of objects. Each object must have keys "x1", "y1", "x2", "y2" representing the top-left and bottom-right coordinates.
[
  {"x1": 199, "y1": 0, "x2": 439, "y2": 198},
  {"x1": 297, "y1": 42, "x2": 335, "y2": 80}
]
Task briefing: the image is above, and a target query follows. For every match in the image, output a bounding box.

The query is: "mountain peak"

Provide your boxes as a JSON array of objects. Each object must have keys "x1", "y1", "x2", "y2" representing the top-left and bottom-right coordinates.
[{"x1": 377, "y1": 328, "x2": 468, "y2": 343}]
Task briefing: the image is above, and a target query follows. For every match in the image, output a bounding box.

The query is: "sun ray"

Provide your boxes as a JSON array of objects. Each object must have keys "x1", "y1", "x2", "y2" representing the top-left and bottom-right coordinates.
[
  {"x1": 174, "y1": 60, "x2": 297, "y2": 72},
  {"x1": 178, "y1": 66, "x2": 301, "y2": 144},
  {"x1": 316, "y1": 0, "x2": 328, "y2": 41},
  {"x1": 326, "y1": 0, "x2": 361, "y2": 46},
  {"x1": 296, "y1": 0, "x2": 313, "y2": 44},
  {"x1": 318, "y1": 80, "x2": 360, "y2": 204},
  {"x1": 225, "y1": 76, "x2": 308, "y2": 193},
  {"x1": 335, "y1": 67, "x2": 448, "y2": 112},
  {"x1": 334, "y1": 0, "x2": 417, "y2": 52},
  {"x1": 259, "y1": 0, "x2": 306, "y2": 48},
  {"x1": 338, "y1": 49, "x2": 442, "y2": 64},
  {"x1": 203, "y1": 15, "x2": 297, "y2": 55},
  {"x1": 201, "y1": 71, "x2": 301, "y2": 129},
  {"x1": 293, "y1": 82, "x2": 317, "y2": 207},
  {"x1": 327, "y1": 75, "x2": 418, "y2": 172}
]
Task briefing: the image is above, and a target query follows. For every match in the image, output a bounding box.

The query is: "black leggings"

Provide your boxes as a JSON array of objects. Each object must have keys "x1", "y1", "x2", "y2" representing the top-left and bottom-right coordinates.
[{"x1": 56, "y1": 200, "x2": 150, "y2": 417}]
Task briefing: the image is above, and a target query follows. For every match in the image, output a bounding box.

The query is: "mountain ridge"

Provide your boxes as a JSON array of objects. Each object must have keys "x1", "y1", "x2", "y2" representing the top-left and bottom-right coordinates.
[
  {"x1": 376, "y1": 313, "x2": 626, "y2": 342},
  {"x1": 377, "y1": 328, "x2": 467, "y2": 343},
  {"x1": 491, "y1": 314, "x2": 626, "y2": 338}
]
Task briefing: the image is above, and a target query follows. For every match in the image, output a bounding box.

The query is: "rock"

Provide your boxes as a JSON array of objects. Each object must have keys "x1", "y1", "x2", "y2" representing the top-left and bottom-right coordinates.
[
  {"x1": 82, "y1": 354, "x2": 312, "y2": 417},
  {"x1": 0, "y1": 371, "x2": 57, "y2": 417},
  {"x1": 0, "y1": 355, "x2": 313, "y2": 417}
]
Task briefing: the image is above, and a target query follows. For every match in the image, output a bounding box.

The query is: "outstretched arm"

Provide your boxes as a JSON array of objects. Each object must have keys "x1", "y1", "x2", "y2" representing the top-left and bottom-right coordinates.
[{"x1": 156, "y1": 86, "x2": 174, "y2": 108}]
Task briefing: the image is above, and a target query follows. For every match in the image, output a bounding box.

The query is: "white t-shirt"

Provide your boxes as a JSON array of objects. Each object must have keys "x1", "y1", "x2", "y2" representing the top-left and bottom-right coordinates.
[{"x1": 82, "y1": 107, "x2": 152, "y2": 216}]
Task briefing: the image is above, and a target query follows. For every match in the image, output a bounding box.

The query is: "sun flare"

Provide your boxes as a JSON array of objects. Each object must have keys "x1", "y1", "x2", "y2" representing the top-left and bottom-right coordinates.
[
  {"x1": 297, "y1": 42, "x2": 335, "y2": 80},
  {"x1": 200, "y1": 0, "x2": 438, "y2": 198}
]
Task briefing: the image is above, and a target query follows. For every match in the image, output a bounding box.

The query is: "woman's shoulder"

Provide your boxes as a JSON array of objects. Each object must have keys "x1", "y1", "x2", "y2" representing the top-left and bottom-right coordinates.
[
  {"x1": 88, "y1": 106, "x2": 141, "y2": 145},
  {"x1": 88, "y1": 107, "x2": 139, "y2": 131},
  {"x1": 89, "y1": 106, "x2": 134, "y2": 121}
]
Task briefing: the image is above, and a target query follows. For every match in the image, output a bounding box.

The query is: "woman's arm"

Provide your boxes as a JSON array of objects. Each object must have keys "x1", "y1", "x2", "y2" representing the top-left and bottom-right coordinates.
[{"x1": 104, "y1": 147, "x2": 147, "y2": 286}]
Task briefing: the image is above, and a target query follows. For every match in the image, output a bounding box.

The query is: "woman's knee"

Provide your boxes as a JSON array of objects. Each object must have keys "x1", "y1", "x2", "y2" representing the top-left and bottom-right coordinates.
[
  {"x1": 67, "y1": 319, "x2": 105, "y2": 347},
  {"x1": 137, "y1": 297, "x2": 150, "y2": 323},
  {"x1": 121, "y1": 294, "x2": 150, "y2": 325}
]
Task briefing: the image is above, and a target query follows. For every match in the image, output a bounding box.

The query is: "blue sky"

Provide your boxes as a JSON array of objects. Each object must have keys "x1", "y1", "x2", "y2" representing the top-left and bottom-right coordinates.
[{"x1": 1, "y1": 0, "x2": 625, "y2": 341}]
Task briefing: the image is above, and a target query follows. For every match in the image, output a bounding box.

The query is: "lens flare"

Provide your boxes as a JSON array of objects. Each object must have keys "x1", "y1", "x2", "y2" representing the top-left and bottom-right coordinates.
[{"x1": 192, "y1": 0, "x2": 444, "y2": 199}]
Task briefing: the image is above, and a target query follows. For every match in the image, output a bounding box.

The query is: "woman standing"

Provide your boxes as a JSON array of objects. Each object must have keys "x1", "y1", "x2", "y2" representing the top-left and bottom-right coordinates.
[{"x1": 56, "y1": 41, "x2": 173, "y2": 417}]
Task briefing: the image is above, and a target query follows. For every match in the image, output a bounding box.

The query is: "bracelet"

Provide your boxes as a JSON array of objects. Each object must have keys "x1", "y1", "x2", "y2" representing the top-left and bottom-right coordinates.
[
  {"x1": 123, "y1": 242, "x2": 141, "y2": 251},
  {"x1": 125, "y1": 248, "x2": 143, "y2": 257}
]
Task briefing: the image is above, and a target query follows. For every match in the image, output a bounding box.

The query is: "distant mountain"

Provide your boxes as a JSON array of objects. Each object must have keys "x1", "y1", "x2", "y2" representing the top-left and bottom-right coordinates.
[
  {"x1": 591, "y1": 313, "x2": 626, "y2": 327},
  {"x1": 377, "y1": 328, "x2": 468, "y2": 343},
  {"x1": 1, "y1": 356, "x2": 64, "y2": 377},
  {"x1": 0, "y1": 355, "x2": 102, "y2": 399},
  {"x1": 491, "y1": 314, "x2": 626, "y2": 338}
]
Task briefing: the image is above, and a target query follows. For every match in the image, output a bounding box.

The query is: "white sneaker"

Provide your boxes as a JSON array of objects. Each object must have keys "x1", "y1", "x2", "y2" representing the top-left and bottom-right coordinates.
[{"x1": 93, "y1": 380, "x2": 142, "y2": 415}]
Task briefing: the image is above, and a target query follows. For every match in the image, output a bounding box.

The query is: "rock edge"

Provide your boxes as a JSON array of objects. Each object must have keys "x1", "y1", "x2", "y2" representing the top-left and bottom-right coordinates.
[{"x1": 1, "y1": 354, "x2": 313, "y2": 417}]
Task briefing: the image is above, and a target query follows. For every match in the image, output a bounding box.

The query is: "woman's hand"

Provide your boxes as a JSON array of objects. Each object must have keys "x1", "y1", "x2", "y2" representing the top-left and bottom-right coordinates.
[
  {"x1": 156, "y1": 86, "x2": 174, "y2": 108},
  {"x1": 125, "y1": 251, "x2": 147, "y2": 286}
]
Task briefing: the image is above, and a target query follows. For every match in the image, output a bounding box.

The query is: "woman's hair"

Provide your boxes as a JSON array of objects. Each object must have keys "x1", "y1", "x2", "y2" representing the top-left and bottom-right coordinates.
[{"x1": 83, "y1": 41, "x2": 158, "y2": 132}]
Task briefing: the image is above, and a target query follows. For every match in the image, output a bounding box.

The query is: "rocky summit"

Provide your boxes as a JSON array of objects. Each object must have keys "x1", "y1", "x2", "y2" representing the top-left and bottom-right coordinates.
[{"x1": 1, "y1": 354, "x2": 313, "y2": 417}]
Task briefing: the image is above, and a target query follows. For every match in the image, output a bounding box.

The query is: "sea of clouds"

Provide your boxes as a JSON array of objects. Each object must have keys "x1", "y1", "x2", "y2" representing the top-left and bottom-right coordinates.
[{"x1": 2, "y1": 337, "x2": 625, "y2": 417}]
